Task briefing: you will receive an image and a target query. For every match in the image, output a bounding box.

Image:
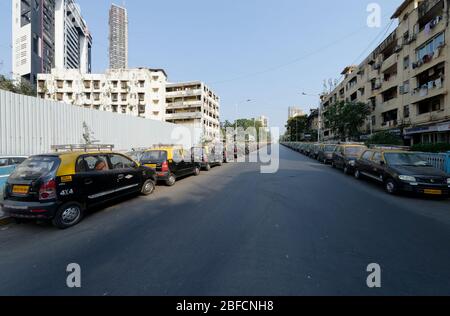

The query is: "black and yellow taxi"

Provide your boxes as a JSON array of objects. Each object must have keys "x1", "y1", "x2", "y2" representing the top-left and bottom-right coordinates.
[
  {"x1": 140, "y1": 145, "x2": 201, "y2": 186},
  {"x1": 0, "y1": 145, "x2": 156, "y2": 229},
  {"x1": 192, "y1": 144, "x2": 223, "y2": 171},
  {"x1": 354, "y1": 147, "x2": 450, "y2": 196},
  {"x1": 331, "y1": 143, "x2": 367, "y2": 174}
]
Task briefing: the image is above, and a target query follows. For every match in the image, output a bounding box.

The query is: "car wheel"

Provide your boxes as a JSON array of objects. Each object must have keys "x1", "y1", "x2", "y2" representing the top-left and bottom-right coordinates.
[
  {"x1": 385, "y1": 178, "x2": 398, "y2": 195},
  {"x1": 343, "y1": 165, "x2": 349, "y2": 175},
  {"x1": 141, "y1": 179, "x2": 155, "y2": 195},
  {"x1": 52, "y1": 202, "x2": 84, "y2": 229},
  {"x1": 194, "y1": 166, "x2": 201, "y2": 176},
  {"x1": 354, "y1": 169, "x2": 362, "y2": 180},
  {"x1": 165, "y1": 174, "x2": 176, "y2": 186}
]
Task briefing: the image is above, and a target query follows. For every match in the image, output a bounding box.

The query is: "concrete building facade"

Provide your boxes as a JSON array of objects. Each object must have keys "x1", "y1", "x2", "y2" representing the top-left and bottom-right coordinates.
[
  {"x1": 165, "y1": 81, "x2": 221, "y2": 141},
  {"x1": 109, "y1": 4, "x2": 128, "y2": 70},
  {"x1": 12, "y1": 0, "x2": 92, "y2": 85},
  {"x1": 321, "y1": 0, "x2": 450, "y2": 145},
  {"x1": 37, "y1": 68, "x2": 167, "y2": 121}
]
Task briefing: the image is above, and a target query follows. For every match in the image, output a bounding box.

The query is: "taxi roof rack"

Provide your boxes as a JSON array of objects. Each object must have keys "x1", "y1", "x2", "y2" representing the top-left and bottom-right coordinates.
[
  {"x1": 150, "y1": 144, "x2": 184, "y2": 148},
  {"x1": 51, "y1": 144, "x2": 115, "y2": 152},
  {"x1": 368, "y1": 144, "x2": 411, "y2": 151}
]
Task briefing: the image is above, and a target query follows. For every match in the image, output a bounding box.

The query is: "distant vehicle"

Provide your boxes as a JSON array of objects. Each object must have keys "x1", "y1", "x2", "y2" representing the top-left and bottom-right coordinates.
[
  {"x1": 332, "y1": 144, "x2": 368, "y2": 174},
  {"x1": 317, "y1": 144, "x2": 337, "y2": 164},
  {"x1": 192, "y1": 145, "x2": 223, "y2": 171},
  {"x1": 310, "y1": 144, "x2": 321, "y2": 159},
  {"x1": 140, "y1": 146, "x2": 201, "y2": 186},
  {"x1": 354, "y1": 148, "x2": 450, "y2": 196},
  {"x1": 0, "y1": 156, "x2": 28, "y2": 192},
  {"x1": 1, "y1": 149, "x2": 156, "y2": 229}
]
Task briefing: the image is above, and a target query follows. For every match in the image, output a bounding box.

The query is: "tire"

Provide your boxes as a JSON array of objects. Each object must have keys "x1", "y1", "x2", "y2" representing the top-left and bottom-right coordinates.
[
  {"x1": 354, "y1": 169, "x2": 362, "y2": 180},
  {"x1": 141, "y1": 179, "x2": 155, "y2": 196},
  {"x1": 385, "y1": 178, "x2": 398, "y2": 195},
  {"x1": 52, "y1": 202, "x2": 84, "y2": 229},
  {"x1": 343, "y1": 165, "x2": 349, "y2": 175},
  {"x1": 193, "y1": 166, "x2": 201, "y2": 176},
  {"x1": 165, "y1": 174, "x2": 176, "y2": 186}
]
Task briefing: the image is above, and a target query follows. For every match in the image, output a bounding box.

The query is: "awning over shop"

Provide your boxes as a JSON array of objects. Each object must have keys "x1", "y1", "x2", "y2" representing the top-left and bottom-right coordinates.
[{"x1": 404, "y1": 121, "x2": 450, "y2": 135}]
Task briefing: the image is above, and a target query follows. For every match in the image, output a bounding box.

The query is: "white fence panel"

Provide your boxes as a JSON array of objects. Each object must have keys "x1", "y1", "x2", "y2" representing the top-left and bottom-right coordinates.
[{"x1": 0, "y1": 89, "x2": 197, "y2": 156}]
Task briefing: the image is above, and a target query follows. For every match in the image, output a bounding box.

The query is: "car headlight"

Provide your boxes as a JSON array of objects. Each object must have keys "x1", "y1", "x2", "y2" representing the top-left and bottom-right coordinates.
[
  {"x1": 399, "y1": 175, "x2": 417, "y2": 182},
  {"x1": 348, "y1": 160, "x2": 356, "y2": 167}
]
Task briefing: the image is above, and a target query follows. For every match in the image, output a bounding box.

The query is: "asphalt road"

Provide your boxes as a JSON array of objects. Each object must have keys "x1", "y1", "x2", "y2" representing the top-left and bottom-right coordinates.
[{"x1": 1, "y1": 145, "x2": 450, "y2": 295}]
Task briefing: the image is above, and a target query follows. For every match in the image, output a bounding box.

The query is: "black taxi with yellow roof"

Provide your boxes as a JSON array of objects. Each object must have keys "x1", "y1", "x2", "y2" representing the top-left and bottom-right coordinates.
[
  {"x1": 0, "y1": 144, "x2": 156, "y2": 229},
  {"x1": 139, "y1": 144, "x2": 201, "y2": 186},
  {"x1": 354, "y1": 146, "x2": 450, "y2": 196}
]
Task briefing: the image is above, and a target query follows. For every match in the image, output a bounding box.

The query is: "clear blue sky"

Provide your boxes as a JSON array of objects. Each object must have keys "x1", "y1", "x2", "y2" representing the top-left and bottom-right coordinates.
[{"x1": 0, "y1": 0, "x2": 403, "y2": 132}]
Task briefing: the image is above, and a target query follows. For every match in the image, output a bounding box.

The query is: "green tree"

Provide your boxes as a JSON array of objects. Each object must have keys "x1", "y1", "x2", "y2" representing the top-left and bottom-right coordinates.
[
  {"x1": 366, "y1": 131, "x2": 403, "y2": 146},
  {"x1": 285, "y1": 115, "x2": 308, "y2": 141},
  {"x1": 324, "y1": 101, "x2": 370, "y2": 141},
  {"x1": 0, "y1": 75, "x2": 37, "y2": 97}
]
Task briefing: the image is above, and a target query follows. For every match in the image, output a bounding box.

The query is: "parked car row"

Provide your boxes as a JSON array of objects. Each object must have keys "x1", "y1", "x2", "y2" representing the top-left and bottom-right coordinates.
[
  {"x1": 283, "y1": 142, "x2": 450, "y2": 198},
  {"x1": 0, "y1": 142, "x2": 250, "y2": 229}
]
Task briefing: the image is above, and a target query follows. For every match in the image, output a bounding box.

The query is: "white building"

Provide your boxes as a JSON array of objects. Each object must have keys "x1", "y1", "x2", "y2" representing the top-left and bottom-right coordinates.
[
  {"x1": 37, "y1": 68, "x2": 167, "y2": 121},
  {"x1": 166, "y1": 81, "x2": 221, "y2": 141},
  {"x1": 288, "y1": 106, "x2": 305, "y2": 119},
  {"x1": 109, "y1": 4, "x2": 128, "y2": 69},
  {"x1": 257, "y1": 115, "x2": 269, "y2": 128},
  {"x1": 12, "y1": 0, "x2": 91, "y2": 85},
  {"x1": 55, "y1": 0, "x2": 92, "y2": 73}
]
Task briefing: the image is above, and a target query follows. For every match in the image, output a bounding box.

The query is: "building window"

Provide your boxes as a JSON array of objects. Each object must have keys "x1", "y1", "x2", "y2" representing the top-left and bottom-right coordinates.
[
  {"x1": 416, "y1": 32, "x2": 445, "y2": 62},
  {"x1": 403, "y1": 56, "x2": 410, "y2": 70},
  {"x1": 417, "y1": 96, "x2": 442, "y2": 115},
  {"x1": 404, "y1": 105, "x2": 410, "y2": 118}
]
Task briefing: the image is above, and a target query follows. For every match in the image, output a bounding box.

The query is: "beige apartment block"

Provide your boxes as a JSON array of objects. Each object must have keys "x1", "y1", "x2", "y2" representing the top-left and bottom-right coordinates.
[
  {"x1": 37, "y1": 68, "x2": 167, "y2": 121},
  {"x1": 321, "y1": 0, "x2": 449, "y2": 145},
  {"x1": 166, "y1": 81, "x2": 221, "y2": 141}
]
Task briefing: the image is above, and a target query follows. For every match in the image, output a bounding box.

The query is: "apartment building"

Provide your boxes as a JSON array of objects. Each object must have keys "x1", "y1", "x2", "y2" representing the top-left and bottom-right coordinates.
[
  {"x1": 165, "y1": 81, "x2": 221, "y2": 141},
  {"x1": 37, "y1": 68, "x2": 167, "y2": 120},
  {"x1": 12, "y1": 0, "x2": 92, "y2": 85},
  {"x1": 109, "y1": 4, "x2": 128, "y2": 69},
  {"x1": 321, "y1": 0, "x2": 449, "y2": 145},
  {"x1": 257, "y1": 115, "x2": 269, "y2": 128}
]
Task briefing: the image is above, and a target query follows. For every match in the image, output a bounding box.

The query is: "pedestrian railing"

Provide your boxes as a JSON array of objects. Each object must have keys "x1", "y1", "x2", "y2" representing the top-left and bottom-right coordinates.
[{"x1": 418, "y1": 152, "x2": 450, "y2": 174}]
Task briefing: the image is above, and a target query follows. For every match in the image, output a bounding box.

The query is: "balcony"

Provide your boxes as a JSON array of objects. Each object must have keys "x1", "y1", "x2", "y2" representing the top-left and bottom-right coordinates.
[
  {"x1": 382, "y1": 98, "x2": 399, "y2": 111},
  {"x1": 381, "y1": 120, "x2": 398, "y2": 128},
  {"x1": 419, "y1": 0, "x2": 443, "y2": 19},
  {"x1": 165, "y1": 112, "x2": 203, "y2": 120},
  {"x1": 411, "y1": 77, "x2": 446, "y2": 104},
  {"x1": 166, "y1": 101, "x2": 202, "y2": 109},
  {"x1": 381, "y1": 54, "x2": 398, "y2": 73},
  {"x1": 166, "y1": 89, "x2": 203, "y2": 98}
]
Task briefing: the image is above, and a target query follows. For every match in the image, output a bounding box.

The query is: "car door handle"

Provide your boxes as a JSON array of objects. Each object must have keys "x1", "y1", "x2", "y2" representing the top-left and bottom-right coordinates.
[{"x1": 84, "y1": 178, "x2": 93, "y2": 185}]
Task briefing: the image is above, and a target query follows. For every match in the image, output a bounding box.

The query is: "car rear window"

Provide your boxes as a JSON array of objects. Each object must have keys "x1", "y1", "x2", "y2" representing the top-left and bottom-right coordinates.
[
  {"x1": 141, "y1": 151, "x2": 168, "y2": 163},
  {"x1": 9, "y1": 156, "x2": 60, "y2": 181}
]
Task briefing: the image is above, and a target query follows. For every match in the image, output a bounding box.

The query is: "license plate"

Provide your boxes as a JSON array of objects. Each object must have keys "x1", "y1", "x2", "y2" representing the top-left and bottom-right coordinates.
[
  {"x1": 12, "y1": 185, "x2": 30, "y2": 195},
  {"x1": 146, "y1": 164, "x2": 157, "y2": 169},
  {"x1": 424, "y1": 189, "x2": 442, "y2": 195}
]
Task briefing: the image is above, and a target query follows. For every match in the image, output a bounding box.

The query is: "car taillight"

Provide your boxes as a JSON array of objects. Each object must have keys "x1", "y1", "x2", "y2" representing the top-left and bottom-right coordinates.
[
  {"x1": 39, "y1": 179, "x2": 57, "y2": 201},
  {"x1": 161, "y1": 161, "x2": 169, "y2": 172}
]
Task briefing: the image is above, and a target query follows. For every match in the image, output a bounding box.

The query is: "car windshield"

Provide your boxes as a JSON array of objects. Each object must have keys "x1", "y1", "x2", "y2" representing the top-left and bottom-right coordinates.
[
  {"x1": 126, "y1": 151, "x2": 143, "y2": 162},
  {"x1": 141, "y1": 150, "x2": 168, "y2": 163},
  {"x1": 9, "y1": 156, "x2": 60, "y2": 181},
  {"x1": 345, "y1": 146, "x2": 366, "y2": 156},
  {"x1": 384, "y1": 153, "x2": 431, "y2": 167},
  {"x1": 325, "y1": 145, "x2": 336, "y2": 152}
]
